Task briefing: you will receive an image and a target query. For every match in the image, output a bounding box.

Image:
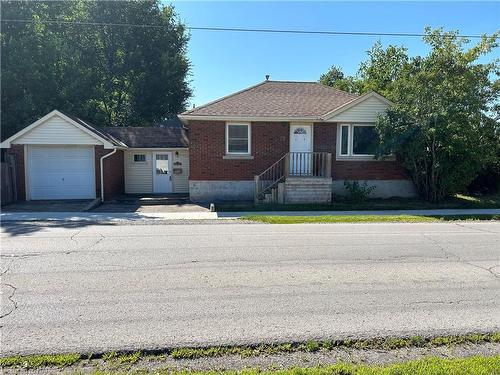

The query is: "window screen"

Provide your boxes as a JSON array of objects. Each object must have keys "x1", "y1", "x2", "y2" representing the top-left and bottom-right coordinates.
[{"x1": 227, "y1": 124, "x2": 249, "y2": 153}]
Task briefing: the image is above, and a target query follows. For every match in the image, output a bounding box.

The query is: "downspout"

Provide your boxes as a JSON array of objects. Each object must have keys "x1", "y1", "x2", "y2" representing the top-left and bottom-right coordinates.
[{"x1": 99, "y1": 148, "x2": 117, "y2": 202}]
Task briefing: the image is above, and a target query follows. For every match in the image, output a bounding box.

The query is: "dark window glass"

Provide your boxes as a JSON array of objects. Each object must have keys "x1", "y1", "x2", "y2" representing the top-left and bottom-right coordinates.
[
  {"x1": 353, "y1": 126, "x2": 378, "y2": 155},
  {"x1": 227, "y1": 125, "x2": 249, "y2": 153},
  {"x1": 341, "y1": 126, "x2": 349, "y2": 155},
  {"x1": 134, "y1": 154, "x2": 146, "y2": 162}
]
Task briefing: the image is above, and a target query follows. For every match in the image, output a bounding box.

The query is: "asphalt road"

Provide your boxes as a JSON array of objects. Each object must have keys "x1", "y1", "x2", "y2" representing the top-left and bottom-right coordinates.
[{"x1": 1, "y1": 221, "x2": 499, "y2": 355}]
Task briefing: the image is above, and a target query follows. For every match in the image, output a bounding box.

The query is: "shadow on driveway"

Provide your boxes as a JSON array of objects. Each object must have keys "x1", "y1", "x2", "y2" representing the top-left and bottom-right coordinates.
[
  {"x1": 2, "y1": 200, "x2": 94, "y2": 212},
  {"x1": 1, "y1": 220, "x2": 118, "y2": 237}
]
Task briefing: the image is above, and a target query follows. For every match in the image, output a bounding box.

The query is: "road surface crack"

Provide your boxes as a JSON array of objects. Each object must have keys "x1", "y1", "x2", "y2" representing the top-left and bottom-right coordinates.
[
  {"x1": 0, "y1": 283, "x2": 18, "y2": 319},
  {"x1": 86, "y1": 234, "x2": 105, "y2": 249},
  {"x1": 423, "y1": 233, "x2": 499, "y2": 279},
  {"x1": 422, "y1": 234, "x2": 460, "y2": 261},
  {"x1": 0, "y1": 257, "x2": 15, "y2": 275}
]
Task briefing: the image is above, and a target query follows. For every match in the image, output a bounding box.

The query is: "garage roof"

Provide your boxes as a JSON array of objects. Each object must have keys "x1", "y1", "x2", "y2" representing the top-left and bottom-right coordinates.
[
  {"x1": 65, "y1": 112, "x2": 189, "y2": 148},
  {"x1": 1, "y1": 110, "x2": 188, "y2": 149}
]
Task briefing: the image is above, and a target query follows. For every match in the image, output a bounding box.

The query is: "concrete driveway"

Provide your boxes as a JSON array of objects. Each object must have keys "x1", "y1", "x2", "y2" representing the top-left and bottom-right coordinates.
[
  {"x1": 91, "y1": 194, "x2": 210, "y2": 213},
  {"x1": 1, "y1": 221, "x2": 499, "y2": 355},
  {"x1": 1, "y1": 199, "x2": 95, "y2": 212}
]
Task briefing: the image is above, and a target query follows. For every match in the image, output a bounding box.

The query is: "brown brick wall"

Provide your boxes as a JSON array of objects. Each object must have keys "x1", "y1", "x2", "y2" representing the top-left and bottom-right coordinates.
[
  {"x1": 187, "y1": 120, "x2": 407, "y2": 182},
  {"x1": 94, "y1": 146, "x2": 124, "y2": 200},
  {"x1": 313, "y1": 122, "x2": 408, "y2": 180},
  {"x1": 4, "y1": 144, "x2": 26, "y2": 200},
  {"x1": 187, "y1": 120, "x2": 289, "y2": 180}
]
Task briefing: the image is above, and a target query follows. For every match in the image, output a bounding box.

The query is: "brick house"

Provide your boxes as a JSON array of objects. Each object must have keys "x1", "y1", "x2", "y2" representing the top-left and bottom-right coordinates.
[
  {"x1": 1, "y1": 80, "x2": 416, "y2": 204},
  {"x1": 179, "y1": 80, "x2": 415, "y2": 203}
]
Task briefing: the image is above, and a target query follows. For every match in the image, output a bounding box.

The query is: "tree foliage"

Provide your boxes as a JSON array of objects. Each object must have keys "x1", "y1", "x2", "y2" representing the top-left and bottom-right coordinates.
[
  {"x1": 1, "y1": 0, "x2": 191, "y2": 138},
  {"x1": 321, "y1": 28, "x2": 499, "y2": 201}
]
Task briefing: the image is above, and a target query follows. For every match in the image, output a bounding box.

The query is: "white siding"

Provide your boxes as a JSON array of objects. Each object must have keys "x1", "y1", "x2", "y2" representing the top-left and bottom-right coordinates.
[
  {"x1": 172, "y1": 150, "x2": 189, "y2": 193},
  {"x1": 124, "y1": 149, "x2": 189, "y2": 194},
  {"x1": 14, "y1": 115, "x2": 102, "y2": 145},
  {"x1": 124, "y1": 151, "x2": 153, "y2": 193},
  {"x1": 329, "y1": 96, "x2": 389, "y2": 123}
]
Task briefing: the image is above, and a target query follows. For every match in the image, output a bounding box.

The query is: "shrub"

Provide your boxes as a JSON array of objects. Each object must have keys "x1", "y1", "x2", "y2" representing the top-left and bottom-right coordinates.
[{"x1": 343, "y1": 181, "x2": 376, "y2": 202}]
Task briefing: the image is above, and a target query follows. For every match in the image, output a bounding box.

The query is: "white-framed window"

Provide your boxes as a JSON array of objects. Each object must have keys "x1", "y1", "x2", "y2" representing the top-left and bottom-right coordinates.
[
  {"x1": 337, "y1": 123, "x2": 378, "y2": 158},
  {"x1": 226, "y1": 123, "x2": 251, "y2": 154},
  {"x1": 133, "y1": 154, "x2": 146, "y2": 162}
]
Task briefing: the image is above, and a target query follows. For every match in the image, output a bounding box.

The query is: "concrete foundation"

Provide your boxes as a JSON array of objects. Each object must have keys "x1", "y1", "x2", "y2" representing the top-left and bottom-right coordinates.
[
  {"x1": 189, "y1": 180, "x2": 254, "y2": 202},
  {"x1": 332, "y1": 180, "x2": 417, "y2": 198}
]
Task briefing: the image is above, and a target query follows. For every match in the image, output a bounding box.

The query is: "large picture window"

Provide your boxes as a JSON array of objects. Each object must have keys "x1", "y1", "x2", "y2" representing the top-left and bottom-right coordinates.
[
  {"x1": 337, "y1": 124, "x2": 378, "y2": 158},
  {"x1": 226, "y1": 123, "x2": 251, "y2": 154}
]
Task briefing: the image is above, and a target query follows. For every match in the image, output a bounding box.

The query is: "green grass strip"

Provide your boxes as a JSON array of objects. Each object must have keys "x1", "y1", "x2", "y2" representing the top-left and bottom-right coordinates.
[
  {"x1": 62, "y1": 355, "x2": 500, "y2": 374},
  {"x1": 1, "y1": 332, "x2": 499, "y2": 369},
  {"x1": 244, "y1": 214, "x2": 500, "y2": 224},
  {"x1": 0, "y1": 353, "x2": 81, "y2": 368}
]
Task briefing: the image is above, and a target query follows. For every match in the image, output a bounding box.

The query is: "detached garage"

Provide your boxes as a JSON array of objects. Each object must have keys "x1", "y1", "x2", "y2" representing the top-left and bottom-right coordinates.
[
  {"x1": 1, "y1": 110, "x2": 189, "y2": 203},
  {"x1": 1, "y1": 110, "x2": 125, "y2": 201}
]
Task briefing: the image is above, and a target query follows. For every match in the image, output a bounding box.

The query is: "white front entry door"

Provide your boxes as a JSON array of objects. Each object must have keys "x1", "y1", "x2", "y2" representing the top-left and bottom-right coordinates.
[
  {"x1": 153, "y1": 152, "x2": 173, "y2": 193},
  {"x1": 27, "y1": 145, "x2": 95, "y2": 200},
  {"x1": 290, "y1": 124, "x2": 312, "y2": 175}
]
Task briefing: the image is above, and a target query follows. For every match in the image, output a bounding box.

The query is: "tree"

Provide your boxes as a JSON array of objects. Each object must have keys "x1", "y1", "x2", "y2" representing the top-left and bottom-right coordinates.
[
  {"x1": 319, "y1": 65, "x2": 360, "y2": 94},
  {"x1": 320, "y1": 42, "x2": 408, "y2": 98},
  {"x1": 376, "y1": 29, "x2": 499, "y2": 201},
  {"x1": 320, "y1": 28, "x2": 499, "y2": 202},
  {"x1": 1, "y1": 0, "x2": 191, "y2": 138}
]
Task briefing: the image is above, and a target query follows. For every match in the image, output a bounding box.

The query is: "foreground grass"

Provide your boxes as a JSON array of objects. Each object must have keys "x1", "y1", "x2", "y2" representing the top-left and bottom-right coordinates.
[
  {"x1": 1, "y1": 332, "x2": 499, "y2": 369},
  {"x1": 24, "y1": 355, "x2": 500, "y2": 374},
  {"x1": 217, "y1": 193, "x2": 500, "y2": 212},
  {"x1": 244, "y1": 214, "x2": 500, "y2": 224}
]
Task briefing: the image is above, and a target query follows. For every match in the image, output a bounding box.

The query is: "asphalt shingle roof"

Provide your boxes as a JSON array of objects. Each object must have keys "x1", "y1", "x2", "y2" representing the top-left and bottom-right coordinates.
[
  {"x1": 182, "y1": 81, "x2": 358, "y2": 118},
  {"x1": 61, "y1": 111, "x2": 188, "y2": 148},
  {"x1": 100, "y1": 125, "x2": 188, "y2": 148}
]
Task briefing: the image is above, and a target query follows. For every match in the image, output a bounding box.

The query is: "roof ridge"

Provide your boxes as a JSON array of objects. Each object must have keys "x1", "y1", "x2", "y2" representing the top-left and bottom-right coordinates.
[{"x1": 182, "y1": 80, "x2": 269, "y2": 115}]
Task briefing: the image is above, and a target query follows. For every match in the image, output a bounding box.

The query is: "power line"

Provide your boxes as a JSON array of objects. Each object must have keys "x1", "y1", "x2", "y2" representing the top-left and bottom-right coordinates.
[{"x1": 0, "y1": 19, "x2": 492, "y2": 39}]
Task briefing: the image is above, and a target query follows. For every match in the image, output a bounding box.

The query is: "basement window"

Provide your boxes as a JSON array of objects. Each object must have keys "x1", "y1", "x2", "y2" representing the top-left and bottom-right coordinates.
[{"x1": 133, "y1": 154, "x2": 146, "y2": 162}]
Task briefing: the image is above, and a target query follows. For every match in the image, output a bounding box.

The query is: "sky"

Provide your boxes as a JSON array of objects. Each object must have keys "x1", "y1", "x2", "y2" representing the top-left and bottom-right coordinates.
[{"x1": 171, "y1": 1, "x2": 499, "y2": 107}]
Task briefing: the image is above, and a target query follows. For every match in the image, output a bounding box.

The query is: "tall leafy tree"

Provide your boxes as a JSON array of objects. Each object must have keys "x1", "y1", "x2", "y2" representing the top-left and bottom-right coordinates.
[
  {"x1": 1, "y1": 0, "x2": 191, "y2": 138},
  {"x1": 321, "y1": 28, "x2": 499, "y2": 201},
  {"x1": 377, "y1": 29, "x2": 499, "y2": 201}
]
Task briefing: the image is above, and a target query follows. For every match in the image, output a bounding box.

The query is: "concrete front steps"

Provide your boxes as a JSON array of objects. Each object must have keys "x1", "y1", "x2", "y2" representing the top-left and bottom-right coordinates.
[{"x1": 261, "y1": 177, "x2": 333, "y2": 204}]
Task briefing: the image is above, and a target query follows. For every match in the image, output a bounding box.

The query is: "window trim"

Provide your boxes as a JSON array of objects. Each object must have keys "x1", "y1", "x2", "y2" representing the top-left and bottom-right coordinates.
[
  {"x1": 133, "y1": 154, "x2": 147, "y2": 163},
  {"x1": 336, "y1": 123, "x2": 377, "y2": 160},
  {"x1": 225, "y1": 122, "x2": 251, "y2": 155}
]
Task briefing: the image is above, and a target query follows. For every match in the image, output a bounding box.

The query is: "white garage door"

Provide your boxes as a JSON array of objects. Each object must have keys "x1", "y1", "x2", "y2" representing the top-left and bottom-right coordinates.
[{"x1": 28, "y1": 146, "x2": 95, "y2": 200}]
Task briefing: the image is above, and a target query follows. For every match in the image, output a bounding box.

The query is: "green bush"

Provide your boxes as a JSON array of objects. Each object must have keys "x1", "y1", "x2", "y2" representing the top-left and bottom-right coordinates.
[{"x1": 343, "y1": 181, "x2": 376, "y2": 202}]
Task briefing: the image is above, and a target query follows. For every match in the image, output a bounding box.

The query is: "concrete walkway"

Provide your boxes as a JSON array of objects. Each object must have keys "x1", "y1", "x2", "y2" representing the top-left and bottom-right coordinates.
[{"x1": 1, "y1": 208, "x2": 499, "y2": 222}]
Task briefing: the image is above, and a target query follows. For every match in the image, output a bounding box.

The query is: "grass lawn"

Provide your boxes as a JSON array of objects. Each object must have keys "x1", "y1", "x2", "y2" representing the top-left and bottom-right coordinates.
[
  {"x1": 217, "y1": 193, "x2": 500, "y2": 212},
  {"x1": 3, "y1": 356, "x2": 499, "y2": 374},
  {"x1": 2, "y1": 333, "x2": 498, "y2": 370},
  {"x1": 244, "y1": 214, "x2": 500, "y2": 224}
]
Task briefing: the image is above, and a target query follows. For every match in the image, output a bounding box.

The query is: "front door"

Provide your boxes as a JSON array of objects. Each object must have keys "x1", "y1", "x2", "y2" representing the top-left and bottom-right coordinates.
[
  {"x1": 153, "y1": 152, "x2": 172, "y2": 193},
  {"x1": 290, "y1": 124, "x2": 312, "y2": 175}
]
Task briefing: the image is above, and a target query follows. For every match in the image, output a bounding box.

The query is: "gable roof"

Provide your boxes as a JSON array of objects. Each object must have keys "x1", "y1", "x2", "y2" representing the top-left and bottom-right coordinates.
[
  {"x1": 0, "y1": 110, "x2": 188, "y2": 149},
  {"x1": 0, "y1": 110, "x2": 118, "y2": 148},
  {"x1": 180, "y1": 81, "x2": 359, "y2": 120}
]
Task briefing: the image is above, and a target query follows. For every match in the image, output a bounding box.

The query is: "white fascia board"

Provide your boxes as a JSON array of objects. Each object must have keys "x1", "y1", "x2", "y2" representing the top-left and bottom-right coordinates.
[
  {"x1": 178, "y1": 115, "x2": 321, "y2": 122},
  {"x1": 0, "y1": 110, "x2": 116, "y2": 149}
]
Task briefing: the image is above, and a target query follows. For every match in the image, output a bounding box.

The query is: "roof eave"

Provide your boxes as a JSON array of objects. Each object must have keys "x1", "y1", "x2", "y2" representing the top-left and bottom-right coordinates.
[{"x1": 178, "y1": 114, "x2": 323, "y2": 122}]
